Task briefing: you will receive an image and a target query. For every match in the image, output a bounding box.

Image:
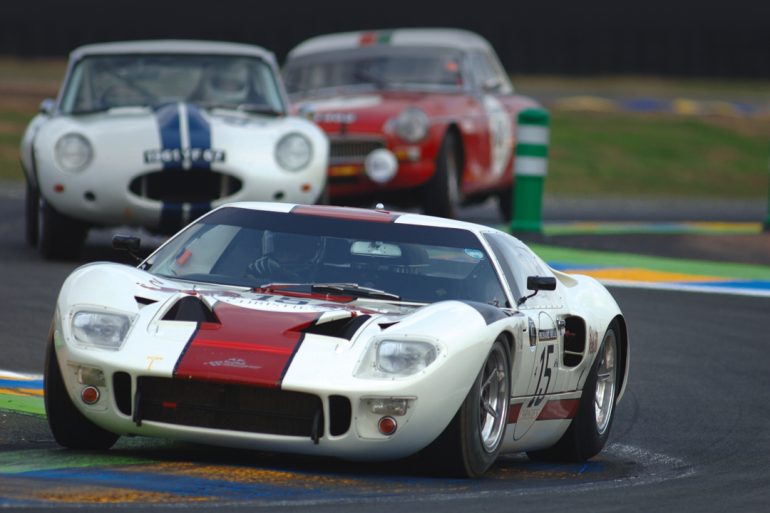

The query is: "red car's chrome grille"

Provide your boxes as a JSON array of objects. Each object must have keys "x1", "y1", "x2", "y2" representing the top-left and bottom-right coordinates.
[
  {"x1": 129, "y1": 171, "x2": 242, "y2": 203},
  {"x1": 329, "y1": 138, "x2": 385, "y2": 164},
  {"x1": 135, "y1": 377, "x2": 324, "y2": 439}
]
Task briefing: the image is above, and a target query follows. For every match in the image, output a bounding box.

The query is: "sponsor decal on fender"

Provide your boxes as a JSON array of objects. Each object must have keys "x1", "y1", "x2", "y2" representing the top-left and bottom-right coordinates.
[{"x1": 538, "y1": 328, "x2": 558, "y2": 341}]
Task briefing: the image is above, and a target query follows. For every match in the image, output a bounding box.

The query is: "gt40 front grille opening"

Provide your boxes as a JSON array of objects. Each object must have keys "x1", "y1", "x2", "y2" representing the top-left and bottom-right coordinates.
[
  {"x1": 563, "y1": 316, "x2": 587, "y2": 367},
  {"x1": 129, "y1": 171, "x2": 242, "y2": 203},
  {"x1": 329, "y1": 395, "x2": 352, "y2": 436},
  {"x1": 135, "y1": 377, "x2": 324, "y2": 438},
  {"x1": 113, "y1": 371, "x2": 132, "y2": 416}
]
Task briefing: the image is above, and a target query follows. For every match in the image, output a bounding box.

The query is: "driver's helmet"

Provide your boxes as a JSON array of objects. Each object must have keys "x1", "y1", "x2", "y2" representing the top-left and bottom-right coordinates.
[
  {"x1": 263, "y1": 231, "x2": 322, "y2": 267},
  {"x1": 203, "y1": 60, "x2": 250, "y2": 103}
]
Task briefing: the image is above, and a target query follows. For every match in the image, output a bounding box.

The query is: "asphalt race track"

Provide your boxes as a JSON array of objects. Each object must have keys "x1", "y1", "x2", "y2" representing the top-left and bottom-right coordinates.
[{"x1": 2, "y1": 185, "x2": 770, "y2": 512}]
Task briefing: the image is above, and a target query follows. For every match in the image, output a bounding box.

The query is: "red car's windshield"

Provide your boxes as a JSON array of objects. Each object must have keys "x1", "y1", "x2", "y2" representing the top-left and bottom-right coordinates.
[{"x1": 283, "y1": 47, "x2": 464, "y2": 97}]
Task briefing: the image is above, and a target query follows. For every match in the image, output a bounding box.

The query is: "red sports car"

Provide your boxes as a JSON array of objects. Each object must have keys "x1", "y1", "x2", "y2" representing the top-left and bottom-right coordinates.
[{"x1": 283, "y1": 28, "x2": 541, "y2": 220}]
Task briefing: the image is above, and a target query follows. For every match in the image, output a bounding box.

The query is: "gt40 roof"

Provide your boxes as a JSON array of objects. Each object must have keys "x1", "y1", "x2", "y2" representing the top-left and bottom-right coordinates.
[{"x1": 287, "y1": 28, "x2": 495, "y2": 58}]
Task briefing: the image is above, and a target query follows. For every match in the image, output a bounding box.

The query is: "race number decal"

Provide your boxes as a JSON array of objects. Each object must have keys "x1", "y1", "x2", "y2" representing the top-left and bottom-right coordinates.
[{"x1": 528, "y1": 344, "x2": 555, "y2": 408}]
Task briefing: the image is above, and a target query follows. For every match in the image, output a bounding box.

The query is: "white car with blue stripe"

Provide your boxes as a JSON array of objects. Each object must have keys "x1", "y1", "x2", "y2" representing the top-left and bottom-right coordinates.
[{"x1": 20, "y1": 40, "x2": 329, "y2": 260}]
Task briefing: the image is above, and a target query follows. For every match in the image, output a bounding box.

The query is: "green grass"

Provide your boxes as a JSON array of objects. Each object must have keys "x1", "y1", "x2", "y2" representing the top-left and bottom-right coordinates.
[{"x1": 546, "y1": 112, "x2": 769, "y2": 198}]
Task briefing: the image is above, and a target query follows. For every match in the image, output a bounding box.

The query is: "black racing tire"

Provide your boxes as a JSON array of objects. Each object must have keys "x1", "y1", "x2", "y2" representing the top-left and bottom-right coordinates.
[
  {"x1": 497, "y1": 185, "x2": 514, "y2": 223},
  {"x1": 422, "y1": 336, "x2": 511, "y2": 477},
  {"x1": 44, "y1": 338, "x2": 120, "y2": 450},
  {"x1": 25, "y1": 180, "x2": 39, "y2": 247},
  {"x1": 527, "y1": 321, "x2": 620, "y2": 462},
  {"x1": 37, "y1": 198, "x2": 89, "y2": 260},
  {"x1": 421, "y1": 131, "x2": 461, "y2": 219}
]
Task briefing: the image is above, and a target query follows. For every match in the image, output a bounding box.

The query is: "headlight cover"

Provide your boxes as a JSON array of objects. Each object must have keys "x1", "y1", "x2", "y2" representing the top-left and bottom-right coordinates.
[
  {"x1": 71, "y1": 310, "x2": 134, "y2": 350},
  {"x1": 371, "y1": 339, "x2": 439, "y2": 377},
  {"x1": 394, "y1": 108, "x2": 429, "y2": 143},
  {"x1": 275, "y1": 133, "x2": 312, "y2": 171},
  {"x1": 55, "y1": 133, "x2": 93, "y2": 171}
]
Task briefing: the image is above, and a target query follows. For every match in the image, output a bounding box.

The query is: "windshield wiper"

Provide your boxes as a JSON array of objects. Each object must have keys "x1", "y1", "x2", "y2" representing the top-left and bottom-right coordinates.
[{"x1": 311, "y1": 283, "x2": 401, "y2": 301}]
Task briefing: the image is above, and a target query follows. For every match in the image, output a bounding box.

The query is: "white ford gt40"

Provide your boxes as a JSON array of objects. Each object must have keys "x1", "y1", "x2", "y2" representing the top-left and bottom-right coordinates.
[
  {"x1": 20, "y1": 40, "x2": 328, "y2": 260},
  {"x1": 45, "y1": 202, "x2": 629, "y2": 477}
]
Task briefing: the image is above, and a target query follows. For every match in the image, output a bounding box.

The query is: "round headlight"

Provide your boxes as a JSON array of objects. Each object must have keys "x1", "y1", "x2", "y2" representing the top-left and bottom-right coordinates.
[
  {"x1": 395, "y1": 108, "x2": 429, "y2": 142},
  {"x1": 55, "y1": 133, "x2": 93, "y2": 171},
  {"x1": 364, "y1": 149, "x2": 398, "y2": 183},
  {"x1": 275, "y1": 133, "x2": 312, "y2": 171}
]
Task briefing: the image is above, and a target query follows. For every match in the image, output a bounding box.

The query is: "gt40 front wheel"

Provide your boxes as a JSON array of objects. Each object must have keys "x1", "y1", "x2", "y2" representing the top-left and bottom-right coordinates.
[
  {"x1": 424, "y1": 336, "x2": 511, "y2": 477},
  {"x1": 44, "y1": 339, "x2": 120, "y2": 450}
]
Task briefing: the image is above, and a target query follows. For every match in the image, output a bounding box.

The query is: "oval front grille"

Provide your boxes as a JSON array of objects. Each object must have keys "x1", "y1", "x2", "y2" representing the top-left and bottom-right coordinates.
[{"x1": 130, "y1": 171, "x2": 242, "y2": 203}]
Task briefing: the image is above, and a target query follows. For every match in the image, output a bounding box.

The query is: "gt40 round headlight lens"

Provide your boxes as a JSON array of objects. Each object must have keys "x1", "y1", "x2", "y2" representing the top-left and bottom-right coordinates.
[
  {"x1": 275, "y1": 133, "x2": 312, "y2": 171},
  {"x1": 376, "y1": 340, "x2": 438, "y2": 376},
  {"x1": 55, "y1": 133, "x2": 93, "y2": 171},
  {"x1": 71, "y1": 310, "x2": 134, "y2": 350},
  {"x1": 394, "y1": 108, "x2": 429, "y2": 143}
]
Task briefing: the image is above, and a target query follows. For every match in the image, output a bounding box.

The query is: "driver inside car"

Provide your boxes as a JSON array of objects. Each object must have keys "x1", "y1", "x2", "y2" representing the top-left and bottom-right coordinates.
[{"x1": 248, "y1": 231, "x2": 322, "y2": 283}]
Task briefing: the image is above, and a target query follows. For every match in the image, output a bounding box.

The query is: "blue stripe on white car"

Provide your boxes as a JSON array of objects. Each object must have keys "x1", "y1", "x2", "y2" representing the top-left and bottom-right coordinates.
[{"x1": 155, "y1": 102, "x2": 212, "y2": 232}]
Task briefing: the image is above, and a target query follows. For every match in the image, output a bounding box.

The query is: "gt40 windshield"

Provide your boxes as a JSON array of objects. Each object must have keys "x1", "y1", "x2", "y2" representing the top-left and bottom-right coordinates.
[{"x1": 145, "y1": 207, "x2": 508, "y2": 306}]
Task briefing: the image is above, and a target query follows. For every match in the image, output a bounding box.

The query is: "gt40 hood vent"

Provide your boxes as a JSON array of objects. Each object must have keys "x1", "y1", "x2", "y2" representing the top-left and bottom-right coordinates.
[
  {"x1": 162, "y1": 295, "x2": 219, "y2": 324},
  {"x1": 304, "y1": 314, "x2": 371, "y2": 340}
]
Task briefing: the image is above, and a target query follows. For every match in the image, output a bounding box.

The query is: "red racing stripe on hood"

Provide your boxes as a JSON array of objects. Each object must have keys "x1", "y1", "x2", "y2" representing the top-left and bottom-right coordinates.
[{"x1": 173, "y1": 302, "x2": 321, "y2": 388}]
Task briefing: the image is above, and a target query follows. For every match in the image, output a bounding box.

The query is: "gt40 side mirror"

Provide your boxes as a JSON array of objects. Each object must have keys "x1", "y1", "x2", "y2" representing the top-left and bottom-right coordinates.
[
  {"x1": 527, "y1": 276, "x2": 557, "y2": 291},
  {"x1": 112, "y1": 235, "x2": 142, "y2": 263},
  {"x1": 518, "y1": 276, "x2": 557, "y2": 306}
]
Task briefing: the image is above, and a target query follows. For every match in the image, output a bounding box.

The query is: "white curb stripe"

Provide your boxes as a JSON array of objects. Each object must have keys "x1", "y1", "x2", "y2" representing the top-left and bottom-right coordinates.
[{"x1": 517, "y1": 125, "x2": 550, "y2": 145}]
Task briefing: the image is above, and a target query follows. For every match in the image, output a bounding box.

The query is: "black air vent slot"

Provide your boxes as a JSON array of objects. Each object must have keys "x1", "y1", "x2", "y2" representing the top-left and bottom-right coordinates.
[
  {"x1": 135, "y1": 296, "x2": 157, "y2": 306},
  {"x1": 163, "y1": 296, "x2": 219, "y2": 323},
  {"x1": 329, "y1": 395, "x2": 352, "y2": 436},
  {"x1": 305, "y1": 315, "x2": 371, "y2": 340},
  {"x1": 113, "y1": 372, "x2": 132, "y2": 416},
  {"x1": 563, "y1": 316, "x2": 587, "y2": 367}
]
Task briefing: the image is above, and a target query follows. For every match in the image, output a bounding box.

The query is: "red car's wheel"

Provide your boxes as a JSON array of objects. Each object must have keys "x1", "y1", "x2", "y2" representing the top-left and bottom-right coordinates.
[{"x1": 421, "y1": 131, "x2": 461, "y2": 219}]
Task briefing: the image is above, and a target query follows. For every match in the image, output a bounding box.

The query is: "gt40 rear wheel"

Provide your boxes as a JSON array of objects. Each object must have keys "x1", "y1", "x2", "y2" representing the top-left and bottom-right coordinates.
[
  {"x1": 528, "y1": 321, "x2": 620, "y2": 462},
  {"x1": 424, "y1": 336, "x2": 511, "y2": 477},
  {"x1": 44, "y1": 339, "x2": 120, "y2": 450}
]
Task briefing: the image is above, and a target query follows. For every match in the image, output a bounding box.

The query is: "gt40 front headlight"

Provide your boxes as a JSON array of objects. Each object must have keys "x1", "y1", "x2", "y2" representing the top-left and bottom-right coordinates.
[
  {"x1": 55, "y1": 133, "x2": 93, "y2": 171},
  {"x1": 275, "y1": 133, "x2": 312, "y2": 171},
  {"x1": 394, "y1": 108, "x2": 429, "y2": 143},
  {"x1": 376, "y1": 340, "x2": 438, "y2": 375},
  {"x1": 71, "y1": 310, "x2": 134, "y2": 350}
]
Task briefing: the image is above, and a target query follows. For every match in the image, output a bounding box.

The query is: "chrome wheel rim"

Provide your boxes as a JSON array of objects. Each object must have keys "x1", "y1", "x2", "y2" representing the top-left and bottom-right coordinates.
[
  {"x1": 478, "y1": 345, "x2": 508, "y2": 452},
  {"x1": 595, "y1": 331, "x2": 617, "y2": 435}
]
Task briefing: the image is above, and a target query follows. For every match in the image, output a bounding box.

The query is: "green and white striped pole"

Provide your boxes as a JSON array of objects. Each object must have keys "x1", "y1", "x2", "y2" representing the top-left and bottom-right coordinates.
[
  {"x1": 510, "y1": 108, "x2": 550, "y2": 233},
  {"x1": 764, "y1": 142, "x2": 770, "y2": 232}
]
